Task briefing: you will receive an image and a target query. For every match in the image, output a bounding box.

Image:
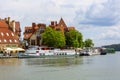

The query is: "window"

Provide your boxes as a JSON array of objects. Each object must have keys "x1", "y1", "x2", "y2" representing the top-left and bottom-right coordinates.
[
  {"x1": 0, "y1": 40, "x2": 1, "y2": 42},
  {"x1": 9, "y1": 39, "x2": 12, "y2": 43},
  {"x1": 31, "y1": 40, "x2": 35, "y2": 45},
  {"x1": 6, "y1": 33, "x2": 9, "y2": 36},
  {"x1": 4, "y1": 39, "x2": 7, "y2": 42},
  {"x1": 39, "y1": 27, "x2": 45, "y2": 31},
  {"x1": 1, "y1": 32, "x2": 4, "y2": 36},
  {"x1": 11, "y1": 33, "x2": 14, "y2": 36},
  {"x1": 14, "y1": 40, "x2": 17, "y2": 43}
]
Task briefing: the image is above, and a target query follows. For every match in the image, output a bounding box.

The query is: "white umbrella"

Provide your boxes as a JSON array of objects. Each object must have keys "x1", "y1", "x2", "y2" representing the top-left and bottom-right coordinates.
[{"x1": 15, "y1": 48, "x2": 25, "y2": 51}]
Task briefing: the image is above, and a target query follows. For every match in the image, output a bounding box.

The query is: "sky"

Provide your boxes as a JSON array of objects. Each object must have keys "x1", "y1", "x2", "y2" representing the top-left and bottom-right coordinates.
[{"x1": 0, "y1": 0, "x2": 120, "y2": 47}]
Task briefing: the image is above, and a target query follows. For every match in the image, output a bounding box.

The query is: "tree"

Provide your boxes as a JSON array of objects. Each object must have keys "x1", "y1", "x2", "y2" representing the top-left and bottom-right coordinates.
[
  {"x1": 84, "y1": 39, "x2": 94, "y2": 47},
  {"x1": 42, "y1": 27, "x2": 65, "y2": 48},
  {"x1": 65, "y1": 30, "x2": 83, "y2": 48}
]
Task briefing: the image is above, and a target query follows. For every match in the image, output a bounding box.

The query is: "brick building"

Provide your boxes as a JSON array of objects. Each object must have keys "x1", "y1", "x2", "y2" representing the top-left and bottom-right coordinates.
[
  {"x1": 49, "y1": 18, "x2": 75, "y2": 33},
  {"x1": 24, "y1": 23, "x2": 46, "y2": 46},
  {"x1": 24, "y1": 18, "x2": 75, "y2": 47}
]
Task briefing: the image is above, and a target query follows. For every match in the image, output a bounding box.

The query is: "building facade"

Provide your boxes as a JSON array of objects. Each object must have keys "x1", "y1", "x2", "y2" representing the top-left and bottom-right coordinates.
[
  {"x1": 24, "y1": 18, "x2": 75, "y2": 47},
  {"x1": 24, "y1": 23, "x2": 46, "y2": 46},
  {"x1": 0, "y1": 17, "x2": 21, "y2": 52}
]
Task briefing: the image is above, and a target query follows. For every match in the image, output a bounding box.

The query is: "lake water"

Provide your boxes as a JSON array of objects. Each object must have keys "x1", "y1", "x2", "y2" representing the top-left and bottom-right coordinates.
[{"x1": 0, "y1": 52, "x2": 120, "y2": 80}]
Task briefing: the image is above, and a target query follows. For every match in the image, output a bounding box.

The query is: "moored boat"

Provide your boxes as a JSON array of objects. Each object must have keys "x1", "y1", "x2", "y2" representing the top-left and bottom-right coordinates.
[
  {"x1": 17, "y1": 46, "x2": 77, "y2": 58},
  {"x1": 79, "y1": 48, "x2": 101, "y2": 56},
  {"x1": 100, "y1": 48, "x2": 107, "y2": 55}
]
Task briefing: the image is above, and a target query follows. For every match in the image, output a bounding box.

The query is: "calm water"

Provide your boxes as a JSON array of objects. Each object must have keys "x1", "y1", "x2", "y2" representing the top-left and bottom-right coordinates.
[{"x1": 0, "y1": 52, "x2": 120, "y2": 80}]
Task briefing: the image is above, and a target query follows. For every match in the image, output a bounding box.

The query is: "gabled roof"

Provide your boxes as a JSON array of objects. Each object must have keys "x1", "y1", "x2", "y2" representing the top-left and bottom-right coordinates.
[
  {"x1": 0, "y1": 20, "x2": 19, "y2": 44},
  {"x1": 58, "y1": 18, "x2": 67, "y2": 28},
  {"x1": 24, "y1": 23, "x2": 46, "y2": 40},
  {"x1": 24, "y1": 33, "x2": 33, "y2": 40}
]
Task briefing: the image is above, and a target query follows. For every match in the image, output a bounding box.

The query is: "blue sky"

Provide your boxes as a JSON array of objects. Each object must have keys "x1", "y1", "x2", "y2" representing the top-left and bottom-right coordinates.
[{"x1": 0, "y1": 0, "x2": 120, "y2": 47}]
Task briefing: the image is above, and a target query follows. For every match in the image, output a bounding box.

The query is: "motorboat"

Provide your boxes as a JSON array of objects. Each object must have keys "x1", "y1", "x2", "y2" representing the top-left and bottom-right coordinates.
[{"x1": 79, "y1": 48, "x2": 101, "y2": 56}]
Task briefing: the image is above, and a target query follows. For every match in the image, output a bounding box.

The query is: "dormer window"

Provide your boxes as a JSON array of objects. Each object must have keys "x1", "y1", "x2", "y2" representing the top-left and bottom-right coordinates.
[
  {"x1": 9, "y1": 39, "x2": 12, "y2": 43},
  {"x1": 1, "y1": 32, "x2": 4, "y2": 36},
  {"x1": 14, "y1": 40, "x2": 17, "y2": 43},
  {"x1": 4, "y1": 39, "x2": 7, "y2": 42},
  {"x1": 6, "y1": 33, "x2": 9, "y2": 36},
  {"x1": 11, "y1": 33, "x2": 14, "y2": 36}
]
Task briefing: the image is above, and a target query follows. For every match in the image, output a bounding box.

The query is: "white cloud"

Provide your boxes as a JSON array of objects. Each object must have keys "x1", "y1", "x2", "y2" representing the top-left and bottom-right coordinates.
[
  {"x1": 0, "y1": 0, "x2": 120, "y2": 46},
  {"x1": 74, "y1": 0, "x2": 120, "y2": 26}
]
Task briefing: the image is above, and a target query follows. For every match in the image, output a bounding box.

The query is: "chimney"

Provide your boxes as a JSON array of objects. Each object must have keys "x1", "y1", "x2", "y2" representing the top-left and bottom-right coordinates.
[
  {"x1": 12, "y1": 20, "x2": 16, "y2": 33},
  {"x1": 51, "y1": 21, "x2": 54, "y2": 25},
  {"x1": 55, "y1": 21, "x2": 57, "y2": 26},
  {"x1": 32, "y1": 22, "x2": 36, "y2": 31},
  {"x1": 4, "y1": 18, "x2": 7, "y2": 22},
  {"x1": 8, "y1": 17, "x2": 10, "y2": 25}
]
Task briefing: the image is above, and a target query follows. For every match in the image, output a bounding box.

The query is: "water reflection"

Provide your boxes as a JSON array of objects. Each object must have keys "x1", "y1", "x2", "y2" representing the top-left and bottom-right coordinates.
[
  {"x1": 24, "y1": 56, "x2": 93, "y2": 67},
  {"x1": 0, "y1": 58, "x2": 21, "y2": 66},
  {"x1": 0, "y1": 56, "x2": 94, "y2": 67}
]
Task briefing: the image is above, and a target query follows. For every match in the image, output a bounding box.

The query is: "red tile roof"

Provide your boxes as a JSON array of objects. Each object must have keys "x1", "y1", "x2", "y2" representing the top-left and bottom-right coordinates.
[
  {"x1": 25, "y1": 26, "x2": 32, "y2": 30},
  {"x1": 24, "y1": 23, "x2": 46, "y2": 40},
  {"x1": 24, "y1": 33, "x2": 32, "y2": 40},
  {"x1": 0, "y1": 20, "x2": 8, "y2": 28},
  {"x1": 0, "y1": 27, "x2": 19, "y2": 44},
  {"x1": 0, "y1": 20, "x2": 19, "y2": 44}
]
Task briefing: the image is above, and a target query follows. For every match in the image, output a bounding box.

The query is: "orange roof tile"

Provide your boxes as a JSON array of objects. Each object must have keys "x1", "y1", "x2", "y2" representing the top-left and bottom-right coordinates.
[
  {"x1": 24, "y1": 33, "x2": 32, "y2": 40},
  {"x1": 0, "y1": 20, "x2": 8, "y2": 28},
  {"x1": 0, "y1": 27, "x2": 19, "y2": 44},
  {"x1": 25, "y1": 26, "x2": 32, "y2": 30}
]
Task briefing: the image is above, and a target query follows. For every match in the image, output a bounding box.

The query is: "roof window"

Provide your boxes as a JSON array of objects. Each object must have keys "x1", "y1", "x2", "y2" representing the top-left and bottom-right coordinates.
[
  {"x1": 4, "y1": 39, "x2": 7, "y2": 42},
  {"x1": 11, "y1": 33, "x2": 14, "y2": 36},
  {"x1": 14, "y1": 40, "x2": 17, "y2": 43},
  {"x1": 1, "y1": 32, "x2": 4, "y2": 36},
  {"x1": 6, "y1": 33, "x2": 9, "y2": 36},
  {"x1": 9, "y1": 39, "x2": 12, "y2": 43}
]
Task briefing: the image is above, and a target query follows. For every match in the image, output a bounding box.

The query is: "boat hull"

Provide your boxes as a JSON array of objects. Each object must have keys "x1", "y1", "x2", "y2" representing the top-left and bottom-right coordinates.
[{"x1": 17, "y1": 49, "x2": 77, "y2": 58}]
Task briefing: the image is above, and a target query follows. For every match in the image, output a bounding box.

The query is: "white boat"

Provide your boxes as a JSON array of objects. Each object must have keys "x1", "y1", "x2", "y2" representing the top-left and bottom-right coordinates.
[
  {"x1": 79, "y1": 48, "x2": 100, "y2": 56},
  {"x1": 17, "y1": 46, "x2": 77, "y2": 58}
]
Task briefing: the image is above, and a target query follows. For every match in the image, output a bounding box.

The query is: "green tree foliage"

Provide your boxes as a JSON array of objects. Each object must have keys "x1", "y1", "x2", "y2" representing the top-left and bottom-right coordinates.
[
  {"x1": 84, "y1": 39, "x2": 94, "y2": 47},
  {"x1": 42, "y1": 27, "x2": 65, "y2": 48},
  {"x1": 65, "y1": 30, "x2": 83, "y2": 48}
]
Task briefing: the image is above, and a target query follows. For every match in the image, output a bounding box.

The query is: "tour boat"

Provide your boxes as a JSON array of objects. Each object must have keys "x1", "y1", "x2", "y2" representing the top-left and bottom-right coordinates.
[{"x1": 17, "y1": 46, "x2": 77, "y2": 58}]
